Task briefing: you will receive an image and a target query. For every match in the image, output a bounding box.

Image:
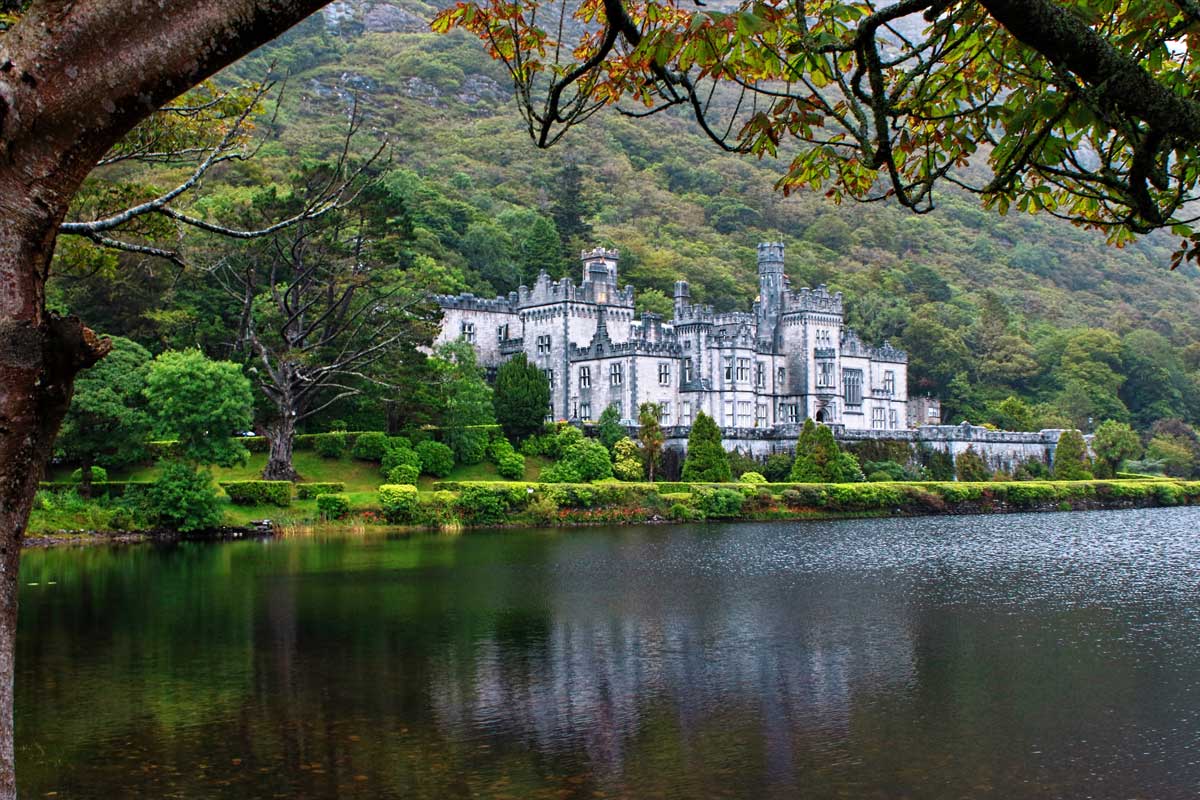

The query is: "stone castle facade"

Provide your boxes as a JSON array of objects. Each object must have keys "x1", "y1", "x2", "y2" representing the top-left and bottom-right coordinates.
[{"x1": 434, "y1": 243, "x2": 910, "y2": 438}]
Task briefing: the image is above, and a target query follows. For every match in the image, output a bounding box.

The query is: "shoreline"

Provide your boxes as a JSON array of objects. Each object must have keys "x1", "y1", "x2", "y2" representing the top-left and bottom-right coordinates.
[{"x1": 22, "y1": 485, "x2": 1196, "y2": 549}]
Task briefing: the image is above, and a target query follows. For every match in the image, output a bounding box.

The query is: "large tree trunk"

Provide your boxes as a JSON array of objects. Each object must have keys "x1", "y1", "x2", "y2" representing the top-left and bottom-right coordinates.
[
  {"x1": 0, "y1": 3, "x2": 335, "y2": 795},
  {"x1": 263, "y1": 416, "x2": 299, "y2": 481}
]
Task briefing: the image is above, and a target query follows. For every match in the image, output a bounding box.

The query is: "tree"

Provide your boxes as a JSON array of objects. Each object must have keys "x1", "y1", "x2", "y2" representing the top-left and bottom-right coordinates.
[
  {"x1": 493, "y1": 353, "x2": 551, "y2": 442},
  {"x1": 0, "y1": 3, "x2": 343, "y2": 788},
  {"x1": 1052, "y1": 430, "x2": 1094, "y2": 481},
  {"x1": 611, "y1": 436, "x2": 644, "y2": 481},
  {"x1": 144, "y1": 350, "x2": 255, "y2": 468},
  {"x1": 681, "y1": 411, "x2": 730, "y2": 482},
  {"x1": 955, "y1": 447, "x2": 992, "y2": 482},
  {"x1": 1091, "y1": 420, "x2": 1142, "y2": 478},
  {"x1": 547, "y1": 159, "x2": 591, "y2": 247},
  {"x1": 637, "y1": 402, "x2": 665, "y2": 482},
  {"x1": 596, "y1": 404, "x2": 625, "y2": 451},
  {"x1": 790, "y1": 419, "x2": 863, "y2": 482},
  {"x1": 55, "y1": 337, "x2": 153, "y2": 495},
  {"x1": 437, "y1": 0, "x2": 1200, "y2": 258},
  {"x1": 430, "y1": 340, "x2": 496, "y2": 464},
  {"x1": 220, "y1": 172, "x2": 433, "y2": 480},
  {"x1": 635, "y1": 288, "x2": 674, "y2": 318}
]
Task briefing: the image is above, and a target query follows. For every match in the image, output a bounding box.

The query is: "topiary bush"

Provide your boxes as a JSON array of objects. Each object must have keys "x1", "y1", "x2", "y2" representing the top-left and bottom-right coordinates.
[
  {"x1": 381, "y1": 444, "x2": 422, "y2": 476},
  {"x1": 352, "y1": 431, "x2": 390, "y2": 461},
  {"x1": 220, "y1": 480, "x2": 293, "y2": 507},
  {"x1": 386, "y1": 463, "x2": 421, "y2": 485},
  {"x1": 70, "y1": 466, "x2": 109, "y2": 483},
  {"x1": 312, "y1": 431, "x2": 347, "y2": 458},
  {"x1": 316, "y1": 493, "x2": 351, "y2": 519},
  {"x1": 378, "y1": 484, "x2": 420, "y2": 523},
  {"x1": 147, "y1": 463, "x2": 222, "y2": 532},
  {"x1": 295, "y1": 482, "x2": 345, "y2": 499},
  {"x1": 739, "y1": 471, "x2": 767, "y2": 484},
  {"x1": 415, "y1": 440, "x2": 455, "y2": 477}
]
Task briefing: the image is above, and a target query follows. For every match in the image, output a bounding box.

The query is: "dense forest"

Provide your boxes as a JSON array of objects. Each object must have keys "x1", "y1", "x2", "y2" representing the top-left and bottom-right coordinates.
[{"x1": 48, "y1": 0, "x2": 1200, "y2": 475}]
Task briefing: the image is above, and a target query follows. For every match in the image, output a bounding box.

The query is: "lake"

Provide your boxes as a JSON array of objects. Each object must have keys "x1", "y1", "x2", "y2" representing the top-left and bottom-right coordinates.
[{"x1": 17, "y1": 508, "x2": 1200, "y2": 798}]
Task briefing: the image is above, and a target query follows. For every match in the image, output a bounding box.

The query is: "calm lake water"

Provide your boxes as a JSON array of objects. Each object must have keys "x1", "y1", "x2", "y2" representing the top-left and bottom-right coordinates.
[{"x1": 17, "y1": 509, "x2": 1200, "y2": 799}]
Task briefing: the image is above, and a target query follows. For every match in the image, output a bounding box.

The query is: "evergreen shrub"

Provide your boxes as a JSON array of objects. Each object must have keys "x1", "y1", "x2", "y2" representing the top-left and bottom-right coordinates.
[
  {"x1": 695, "y1": 487, "x2": 744, "y2": 518},
  {"x1": 381, "y1": 444, "x2": 422, "y2": 476},
  {"x1": 312, "y1": 432, "x2": 347, "y2": 458},
  {"x1": 378, "y1": 484, "x2": 419, "y2": 523},
  {"x1": 739, "y1": 471, "x2": 767, "y2": 484},
  {"x1": 316, "y1": 493, "x2": 351, "y2": 519},
  {"x1": 147, "y1": 463, "x2": 222, "y2": 531},
  {"x1": 386, "y1": 464, "x2": 420, "y2": 485},
  {"x1": 456, "y1": 484, "x2": 529, "y2": 524},
  {"x1": 415, "y1": 440, "x2": 455, "y2": 477},
  {"x1": 220, "y1": 481, "x2": 293, "y2": 507},
  {"x1": 352, "y1": 432, "x2": 390, "y2": 461}
]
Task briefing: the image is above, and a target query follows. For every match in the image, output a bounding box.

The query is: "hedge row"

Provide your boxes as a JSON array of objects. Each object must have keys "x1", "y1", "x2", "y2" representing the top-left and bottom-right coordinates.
[
  {"x1": 147, "y1": 431, "x2": 380, "y2": 460},
  {"x1": 219, "y1": 481, "x2": 292, "y2": 507}
]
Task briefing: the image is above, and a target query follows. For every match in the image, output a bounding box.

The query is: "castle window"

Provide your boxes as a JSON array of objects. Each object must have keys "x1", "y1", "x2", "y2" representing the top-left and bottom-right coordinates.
[
  {"x1": 756, "y1": 403, "x2": 768, "y2": 427},
  {"x1": 843, "y1": 369, "x2": 863, "y2": 406},
  {"x1": 681, "y1": 401, "x2": 692, "y2": 425},
  {"x1": 737, "y1": 401, "x2": 752, "y2": 427},
  {"x1": 883, "y1": 370, "x2": 896, "y2": 395},
  {"x1": 889, "y1": 409, "x2": 899, "y2": 429},
  {"x1": 659, "y1": 402, "x2": 671, "y2": 425},
  {"x1": 613, "y1": 400, "x2": 622, "y2": 418},
  {"x1": 683, "y1": 358, "x2": 694, "y2": 383},
  {"x1": 755, "y1": 362, "x2": 765, "y2": 388},
  {"x1": 783, "y1": 403, "x2": 799, "y2": 423},
  {"x1": 777, "y1": 367, "x2": 786, "y2": 387},
  {"x1": 579, "y1": 366, "x2": 591, "y2": 388},
  {"x1": 580, "y1": 402, "x2": 592, "y2": 421},
  {"x1": 658, "y1": 362, "x2": 671, "y2": 386},
  {"x1": 461, "y1": 322, "x2": 475, "y2": 343},
  {"x1": 610, "y1": 363, "x2": 623, "y2": 386},
  {"x1": 736, "y1": 358, "x2": 750, "y2": 382},
  {"x1": 723, "y1": 357, "x2": 734, "y2": 383},
  {"x1": 684, "y1": 340, "x2": 692, "y2": 350},
  {"x1": 872, "y1": 408, "x2": 886, "y2": 429},
  {"x1": 544, "y1": 369, "x2": 554, "y2": 388},
  {"x1": 724, "y1": 400, "x2": 735, "y2": 424},
  {"x1": 537, "y1": 334, "x2": 551, "y2": 354},
  {"x1": 497, "y1": 323, "x2": 509, "y2": 341},
  {"x1": 817, "y1": 361, "x2": 835, "y2": 388}
]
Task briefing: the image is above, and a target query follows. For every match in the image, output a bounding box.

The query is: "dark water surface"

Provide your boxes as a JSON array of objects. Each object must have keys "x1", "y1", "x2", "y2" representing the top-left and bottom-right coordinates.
[{"x1": 17, "y1": 509, "x2": 1200, "y2": 799}]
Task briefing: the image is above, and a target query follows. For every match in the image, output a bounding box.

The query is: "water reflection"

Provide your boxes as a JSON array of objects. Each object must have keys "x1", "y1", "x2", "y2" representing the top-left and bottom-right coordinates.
[{"x1": 17, "y1": 508, "x2": 1200, "y2": 798}]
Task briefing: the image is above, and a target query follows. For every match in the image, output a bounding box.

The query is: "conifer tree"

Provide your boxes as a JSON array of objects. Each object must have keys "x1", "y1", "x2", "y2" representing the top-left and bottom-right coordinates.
[
  {"x1": 681, "y1": 411, "x2": 731, "y2": 482},
  {"x1": 493, "y1": 353, "x2": 551, "y2": 442},
  {"x1": 638, "y1": 402, "x2": 665, "y2": 482},
  {"x1": 790, "y1": 419, "x2": 848, "y2": 482},
  {"x1": 1053, "y1": 430, "x2": 1094, "y2": 481}
]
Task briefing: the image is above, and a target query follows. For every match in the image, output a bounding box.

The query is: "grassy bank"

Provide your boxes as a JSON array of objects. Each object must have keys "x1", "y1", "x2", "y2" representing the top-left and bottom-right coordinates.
[{"x1": 27, "y1": 474, "x2": 1200, "y2": 541}]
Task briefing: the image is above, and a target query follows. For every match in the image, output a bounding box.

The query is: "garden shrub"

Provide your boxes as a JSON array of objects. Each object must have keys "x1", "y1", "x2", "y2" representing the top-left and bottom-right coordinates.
[
  {"x1": 670, "y1": 502, "x2": 705, "y2": 521},
  {"x1": 70, "y1": 466, "x2": 109, "y2": 483},
  {"x1": 739, "y1": 471, "x2": 767, "y2": 484},
  {"x1": 312, "y1": 431, "x2": 347, "y2": 458},
  {"x1": 381, "y1": 444, "x2": 422, "y2": 476},
  {"x1": 417, "y1": 490, "x2": 460, "y2": 528},
  {"x1": 352, "y1": 431, "x2": 389, "y2": 461},
  {"x1": 496, "y1": 449, "x2": 526, "y2": 480},
  {"x1": 147, "y1": 463, "x2": 222, "y2": 532},
  {"x1": 935, "y1": 483, "x2": 985, "y2": 503},
  {"x1": 612, "y1": 437, "x2": 644, "y2": 481},
  {"x1": 378, "y1": 484, "x2": 420, "y2": 523},
  {"x1": 955, "y1": 447, "x2": 991, "y2": 481},
  {"x1": 1155, "y1": 482, "x2": 1185, "y2": 506},
  {"x1": 695, "y1": 487, "x2": 744, "y2": 518},
  {"x1": 525, "y1": 494, "x2": 560, "y2": 525},
  {"x1": 220, "y1": 480, "x2": 293, "y2": 507},
  {"x1": 456, "y1": 484, "x2": 529, "y2": 524},
  {"x1": 415, "y1": 440, "x2": 455, "y2": 477},
  {"x1": 295, "y1": 482, "x2": 345, "y2": 499},
  {"x1": 316, "y1": 493, "x2": 351, "y2": 520},
  {"x1": 386, "y1": 464, "x2": 420, "y2": 485},
  {"x1": 763, "y1": 453, "x2": 794, "y2": 482},
  {"x1": 541, "y1": 439, "x2": 613, "y2": 483}
]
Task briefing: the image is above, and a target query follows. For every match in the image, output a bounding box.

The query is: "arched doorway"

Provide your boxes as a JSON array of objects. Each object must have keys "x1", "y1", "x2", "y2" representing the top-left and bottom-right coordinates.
[{"x1": 815, "y1": 409, "x2": 826, "y2": 423}]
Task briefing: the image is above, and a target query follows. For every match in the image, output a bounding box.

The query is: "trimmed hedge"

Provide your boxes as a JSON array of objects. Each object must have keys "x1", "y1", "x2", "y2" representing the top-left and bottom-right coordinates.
[
  {"x1": 295, "y1": 482, "x2": 345, "y2": 499},
  {"x1": 312, "y1": 432, "x2": 347, "y2": 458},
  {"x1": 316, "y1": 493, "x2": 351, "y2": 519},
  {"x1": 38, "y1": 480, "x2": 152, "y2": 499},
  {"x1": 219, "y1": 480, "x2": 292, "y2": 507},
  {"x1": 378, "y1": 484, "x2": 419, "y2": 523},
  {"x1": 386, "y1": 463, "x2": 420, "y2": 485}
]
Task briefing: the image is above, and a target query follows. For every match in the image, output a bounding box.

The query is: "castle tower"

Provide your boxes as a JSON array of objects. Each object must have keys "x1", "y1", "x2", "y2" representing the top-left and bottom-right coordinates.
[
  {"x1": 673, "y1": 279, "x2": 690, "y2": 317},
  {"x1": 757, "y1": 241, "x2": 785, "y2": 328}
]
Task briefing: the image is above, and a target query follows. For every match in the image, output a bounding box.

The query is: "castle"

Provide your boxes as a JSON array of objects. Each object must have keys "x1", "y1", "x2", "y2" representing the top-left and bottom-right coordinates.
[{"x1": 434, "y1": 243, "x2": 910, "y2": 442}]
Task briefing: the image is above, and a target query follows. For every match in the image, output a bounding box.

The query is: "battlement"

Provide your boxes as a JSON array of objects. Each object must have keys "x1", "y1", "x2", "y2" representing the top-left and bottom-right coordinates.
[
  {"x1": 756, "y1": 241, "x2": 785, "y2": 272},
  {"x1": 434, "y1": 292, "x2": 516, "y2": 313},
  {"x1": 781, "y1": 284, "x2": 843, "y2": 315},
  {"x1": 514, "y1": 271, "x2": 635, "y2": 309}
]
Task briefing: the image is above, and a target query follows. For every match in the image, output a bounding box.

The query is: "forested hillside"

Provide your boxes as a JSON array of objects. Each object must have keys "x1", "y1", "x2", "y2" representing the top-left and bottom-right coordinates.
[{"x1": 48, "y1": 1, "x2": 1200, "y2": 453}]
